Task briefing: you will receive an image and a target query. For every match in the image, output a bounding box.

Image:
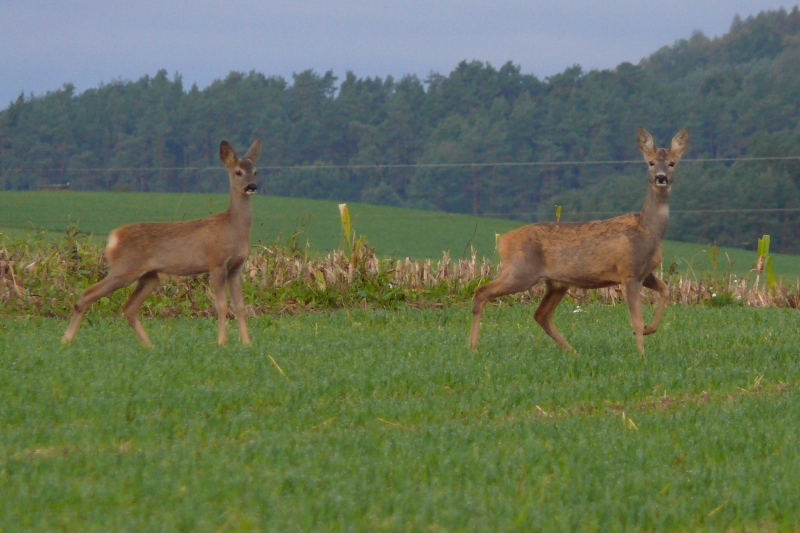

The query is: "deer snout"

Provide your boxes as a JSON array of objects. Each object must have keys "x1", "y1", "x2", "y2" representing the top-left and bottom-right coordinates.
[
  {"x1": 244, "y1": 183, "x2": 258, "y2": 195},
  {"x1": 654, "y1": 173, "x2": 668, "y2": 187}
]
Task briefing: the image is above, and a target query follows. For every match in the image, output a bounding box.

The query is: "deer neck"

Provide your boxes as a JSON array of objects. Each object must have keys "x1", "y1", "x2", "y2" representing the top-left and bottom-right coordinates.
[
  {"x1": 639, "y1": 186, "x2": 670, "y2": 241},
  {"x1": 227, "y1": 189, "x2": 253, "y2": 235}
]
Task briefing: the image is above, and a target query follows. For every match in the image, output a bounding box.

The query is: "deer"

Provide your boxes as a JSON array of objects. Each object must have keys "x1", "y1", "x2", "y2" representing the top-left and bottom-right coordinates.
[
  {"x1": 469, "y1": 128, "x2": 689, "y2": 355},
  {"x1": 62, "y1": 139, "x2": 261, "y2": 346}
]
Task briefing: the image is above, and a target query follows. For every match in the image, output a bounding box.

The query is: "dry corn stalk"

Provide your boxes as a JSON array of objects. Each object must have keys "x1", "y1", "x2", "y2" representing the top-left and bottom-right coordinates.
[{"x1": 1, "y1": 241, "x2": 799, "y2": 317}]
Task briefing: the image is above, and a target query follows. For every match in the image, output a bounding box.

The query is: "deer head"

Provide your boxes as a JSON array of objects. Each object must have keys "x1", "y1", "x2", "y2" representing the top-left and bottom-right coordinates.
[
  {"x1": 637, "y1": 128, "x2": 689, "y2": 192},
  {"x1": 220, "y1": 139, "x2": 261, "y2": 196}
]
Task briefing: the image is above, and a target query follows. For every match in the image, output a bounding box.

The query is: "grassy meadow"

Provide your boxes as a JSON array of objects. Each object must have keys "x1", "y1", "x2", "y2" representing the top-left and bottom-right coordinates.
[
  {"x1": 1, "y1": 190, "x2": 798, "y2": 281},
  {"x1": 2, "y1": 305, "x2": 799, "y2": 531}
]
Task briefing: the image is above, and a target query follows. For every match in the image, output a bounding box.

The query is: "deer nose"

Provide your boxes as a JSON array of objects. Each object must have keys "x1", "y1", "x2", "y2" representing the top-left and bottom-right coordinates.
[
  {"x1": 244, "y1": 183, "x2": 258, "y2": 194},
  {"x1": 655, "y1": 173, "x2": 668, "y2": 186}
]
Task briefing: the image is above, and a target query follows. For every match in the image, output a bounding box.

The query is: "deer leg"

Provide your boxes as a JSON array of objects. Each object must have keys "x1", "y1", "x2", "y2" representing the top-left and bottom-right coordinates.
[
  {"x1": 210, "y1": 266, "x2": 229, "y2": 345},
  {"x1": 469, "y1": 266, "x2": 538, "y2": 348},
  {"x1": 642, "y1": 273, "x2": 669, "y2": 336},
  {"x1": 227, "y1": 265, "x2": 251, "y2": 345},
  {"x1": 534, "y1": 282, "x2": 572, "y2": 351},
  {"x1": 62, "y1": 270, "x2": 139, "y2": 343},
  {"x1": 625, "y1": 280, "x2": 646, "y2": 355},
  {"x1": 121, "y1": 272, "x2": 160, "y2": 345}
]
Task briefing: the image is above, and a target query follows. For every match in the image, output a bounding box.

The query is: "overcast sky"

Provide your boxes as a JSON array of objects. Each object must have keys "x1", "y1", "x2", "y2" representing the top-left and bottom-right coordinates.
[{"x1": 0, "y1": 1, "x2": 797, "y2": 106}]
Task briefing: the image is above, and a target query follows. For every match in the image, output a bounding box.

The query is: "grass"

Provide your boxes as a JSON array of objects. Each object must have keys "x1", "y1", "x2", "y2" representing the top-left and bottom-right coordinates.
[
  {"x1": 2, "y1": 190, "x2": 798, "y2": 281},
  {"x1": 2, "y1": 304, "x2": 799, "y2": 531}
]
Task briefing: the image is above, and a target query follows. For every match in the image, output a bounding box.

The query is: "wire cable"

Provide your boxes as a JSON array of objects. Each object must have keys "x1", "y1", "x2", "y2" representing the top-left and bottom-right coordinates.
[{"x1": 3, "y1": 155, "x2": 800, "y2": 173}]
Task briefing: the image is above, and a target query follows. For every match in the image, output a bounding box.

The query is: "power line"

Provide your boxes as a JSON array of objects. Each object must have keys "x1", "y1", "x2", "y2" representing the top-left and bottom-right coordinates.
[
  {"x1": 3, "y1": 155, "x2": 800, "y2": 173},
  {"x1": 480, "y1": 208, "x2": 800, "y2": 217},
  {"x1": 1, "y1": 208, "x2": 797, "y2": 223}
]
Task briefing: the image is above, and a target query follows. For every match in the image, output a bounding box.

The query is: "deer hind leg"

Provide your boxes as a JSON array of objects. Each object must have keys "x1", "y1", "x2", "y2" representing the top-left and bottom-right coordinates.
[
  {"x1": 469, "y1": 264, "x2": 539, "y2": 348},
  {"x1": 62, "y1": 269, "x2": 140, "y2": 343},
  {"x1": 227, "y1": 265, "x2": 251, "y2": 345},
  {"x1": 210, "y1": 266, "x2": 229, "y2": 345},
  {"x1": 533, "y1": 282, "x2": 572, "y2": 351},
  {"x1": 642, "y1": 273, "x2": 669, "y2": 336},
  {"x1": 625, "y1": 280, "x2": 646, "y2": 355},
  {"x1": 122, "y1": 272, "x2": 160, "y2": 345}
]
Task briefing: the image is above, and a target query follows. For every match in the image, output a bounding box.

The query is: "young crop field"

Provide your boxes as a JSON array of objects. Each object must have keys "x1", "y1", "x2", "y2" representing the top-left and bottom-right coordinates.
[
  {"x1": 1, "y1": 304, "x2": 799, "y2": 531},
  {"x1": 2, "y1": 190, "x2": 798, "y2": 281}
]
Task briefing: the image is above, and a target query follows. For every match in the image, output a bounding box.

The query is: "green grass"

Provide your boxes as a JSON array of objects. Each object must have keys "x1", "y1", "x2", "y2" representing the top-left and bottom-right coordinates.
[
  {"x1": 2, "y1": 304, "x2": 799, "y2": 531},
  {"x1": 1, "y1": 190, "x2": 798, "y2": 280}
]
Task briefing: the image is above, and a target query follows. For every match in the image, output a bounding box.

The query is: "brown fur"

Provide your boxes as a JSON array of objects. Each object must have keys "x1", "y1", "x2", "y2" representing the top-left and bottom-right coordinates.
[
  {"x1": 62, "y1": 139, "x2": 262, "y2": 346},
  {"x1": 469, "y1": 128, "x2": 689, "y2": 355}
]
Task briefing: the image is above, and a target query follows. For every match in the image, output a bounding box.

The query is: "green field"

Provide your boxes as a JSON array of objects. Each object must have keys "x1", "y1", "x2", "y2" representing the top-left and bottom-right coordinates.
[
  {"x1": 2, "y1": 190, "x2": 798, "y2": 280},
  {"x1": 1, "y1": 305, "x2": 799, "y2": 531}
]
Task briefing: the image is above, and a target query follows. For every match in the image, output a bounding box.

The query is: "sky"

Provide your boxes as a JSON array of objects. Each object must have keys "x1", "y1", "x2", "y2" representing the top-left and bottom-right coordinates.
[{"x1": 0, "y1": 1, "x2": 797, "y2": 106}]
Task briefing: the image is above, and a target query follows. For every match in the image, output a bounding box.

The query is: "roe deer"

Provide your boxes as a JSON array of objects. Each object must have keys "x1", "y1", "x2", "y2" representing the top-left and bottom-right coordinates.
[
  {"x1": 62, "y1": 139, "x2": 262, "y2": 346},
  {"x1": 469, "y1": 128, "x2": 689, "y2": 355}
]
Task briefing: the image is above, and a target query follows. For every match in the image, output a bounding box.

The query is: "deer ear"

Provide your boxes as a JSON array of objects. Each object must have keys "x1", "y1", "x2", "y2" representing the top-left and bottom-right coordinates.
[
  {"x1": 219, "y1": 140, "x2": 238, "y2": 167},
  {"x1": 637, "y1": 127, "x2": 655, "y2": 157},
  {"x1": 671, "y1": 129, "x2": 689, "y2": 157},
  {"x1": 244, "y1": 139, "x2": 261, "y2": 163}
]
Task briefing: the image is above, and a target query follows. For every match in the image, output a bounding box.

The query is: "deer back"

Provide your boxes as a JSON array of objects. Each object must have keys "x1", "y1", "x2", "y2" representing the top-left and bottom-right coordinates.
[
  {"x1": 105, "y1": 212, "x2": 250, "y2": 277},
  {"x1": 499, "y1": 214, "x2": 662, "y2": 289}
]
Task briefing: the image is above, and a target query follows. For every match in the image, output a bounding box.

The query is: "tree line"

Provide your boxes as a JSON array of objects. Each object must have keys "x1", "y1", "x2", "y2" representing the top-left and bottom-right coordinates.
[{"x1": 2, "y1": 7, "x2": 800, "y2": 251}]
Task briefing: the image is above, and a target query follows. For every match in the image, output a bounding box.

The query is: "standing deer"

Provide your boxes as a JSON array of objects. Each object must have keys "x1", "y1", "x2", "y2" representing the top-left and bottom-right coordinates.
[
  {"x1": 62, "y1": 139, "x2": 261, "y2": 346},
  {"x1": 469, "y1": 128, "x2": 689, "y2": 355}
]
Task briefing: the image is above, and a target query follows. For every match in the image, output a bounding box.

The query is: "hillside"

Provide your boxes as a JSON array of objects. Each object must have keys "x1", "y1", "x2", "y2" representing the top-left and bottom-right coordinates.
[{"x1": 1, "y1": 8, "x2": 799, "y2": 251}]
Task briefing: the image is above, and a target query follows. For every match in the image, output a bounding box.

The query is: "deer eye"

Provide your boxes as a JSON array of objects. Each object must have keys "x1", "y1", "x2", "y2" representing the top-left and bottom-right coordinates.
[
  {"x1": 649, "y1": 161, "x2": 655, "y2": 167},
  {"x1": 669, "y1": 162, "x2": 675, "y2": 167},
  {"x1": 235, "y1": 170, "x2": 243, "y2": 176}
]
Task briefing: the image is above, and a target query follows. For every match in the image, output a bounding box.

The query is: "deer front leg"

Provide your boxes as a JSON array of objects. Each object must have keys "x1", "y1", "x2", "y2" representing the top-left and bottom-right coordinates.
[
  {"x1": 227, "y1": 265, "x2": 251, "y2": 345},
  {"x1": 642, "y1": 273, "x2": 669, "y2": 336},
  {"x1": 625, "y1": 280, "x2": 645, "y2": 355},
  {"x1": 210, "y1": 266, "x2": 229, "y2": 345}
]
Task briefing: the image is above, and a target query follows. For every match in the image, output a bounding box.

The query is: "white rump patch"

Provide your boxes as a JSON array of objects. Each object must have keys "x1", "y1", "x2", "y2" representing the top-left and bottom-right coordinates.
[{"x1": 106, "y1": 231, "x2": 119, "y2": 253}]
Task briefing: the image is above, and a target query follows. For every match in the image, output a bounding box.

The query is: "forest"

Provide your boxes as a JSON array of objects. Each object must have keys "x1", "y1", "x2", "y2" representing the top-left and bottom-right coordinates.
[{"x1": 1, "y1": 8, "x2": 800, "y2": 251}]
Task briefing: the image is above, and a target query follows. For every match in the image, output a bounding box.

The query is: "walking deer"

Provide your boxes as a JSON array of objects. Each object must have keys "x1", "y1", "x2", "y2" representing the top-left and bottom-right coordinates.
[
  {"x1": 62, "y1": 139, "x2": 262, "y2": 346},
  {"x1": 469, "y1": 128, "x2": 689, "y2": 355}
]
